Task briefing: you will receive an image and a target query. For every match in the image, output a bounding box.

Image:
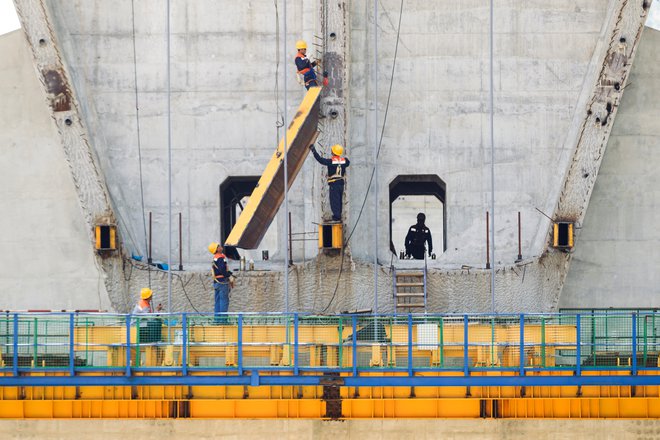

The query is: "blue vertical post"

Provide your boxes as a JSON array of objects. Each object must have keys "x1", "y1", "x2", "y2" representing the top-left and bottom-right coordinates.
[
  {"x1": 12, "y1": 314, "x2": 18, "y2": 377},
  {"x1": 237, "y1": 314, "x2": 243, "y2": 375},
  {"x1": 519, "y1": 314, "x2": 525, "y2": 376},
  {"x1": 463, "y1": 315, "x2": 469, "y2": 376},
  {"x1": 632, "y1": 313, "x2": 638, "y2": 375},
  {"x1": 181, "y1": 313, "x2": 188, "y2": 376},
  {"x1": 576, "y1": 314, "x2": 581, "y2": 376},
  {"x1": 407, "y1": 314, "x2": 413, "y2": 377},
  {"x1": 352, "y1": 315, "x2": 357, "y2": 377},
  {"x1": 125, "y1": 315, "x2": 131, "y2": 377},
  {"x1": 69, "y1": 313, "x2": 75, "y2": 377},
  {"x1": 294, "y1": 313, "x2": 299, "y2": 375}
]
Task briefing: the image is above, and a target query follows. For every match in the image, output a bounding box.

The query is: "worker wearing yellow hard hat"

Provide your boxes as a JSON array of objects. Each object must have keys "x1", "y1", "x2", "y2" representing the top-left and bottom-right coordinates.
[
  {"x1": 309, "y1": 143, "x2": 350, "y2": 222},
  {"x1": 295, "y1": 39, "x2": 321, "y2": 89},
  {"x1": 209, "y1": 242, "x2": 232, "y2": 323},
  {"x1": 132, "y1": 287, "x2": 162, "y2": 314}
]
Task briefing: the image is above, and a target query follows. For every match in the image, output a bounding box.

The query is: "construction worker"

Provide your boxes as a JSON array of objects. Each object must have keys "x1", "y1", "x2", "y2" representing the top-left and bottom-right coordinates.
[
  {"x1": 132, "y1": 288, "x2": 163, "y2": 363},
  {"x1": 404, "y1": 213, "x2": 433, "y2": 260},
  {"x1": 309, "y1": 143, "x2": 350, "y2": 222},
  {"x1": 295, "y1": 40, "x2": 319, "y2": 89},
  {"x1": 132, "y1": 287, "x2": 162, "y2": 314},
  {"x1": 209, "y1": 242, "x2": 232, "y2": 323}
]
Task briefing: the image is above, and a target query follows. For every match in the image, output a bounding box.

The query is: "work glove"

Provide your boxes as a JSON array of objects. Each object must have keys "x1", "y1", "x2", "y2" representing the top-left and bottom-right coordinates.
[{"x1": 309, "y1": 144, "x2": 314, "y2": 150}]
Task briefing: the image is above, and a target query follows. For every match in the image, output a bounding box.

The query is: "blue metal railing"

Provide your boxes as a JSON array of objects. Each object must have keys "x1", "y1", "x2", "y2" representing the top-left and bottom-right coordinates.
[{"x1": 0, "y1": 311, "x2": 659, "y2": 387}]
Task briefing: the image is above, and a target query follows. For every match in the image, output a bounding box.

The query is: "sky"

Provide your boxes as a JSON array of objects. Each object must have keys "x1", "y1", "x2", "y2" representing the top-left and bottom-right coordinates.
[
  {"x1": 0, "y1": 0, "x2": 19, "y2": 35},
  {"x1": 1, "y1": 0, "x2": 659, "y2": 36}
]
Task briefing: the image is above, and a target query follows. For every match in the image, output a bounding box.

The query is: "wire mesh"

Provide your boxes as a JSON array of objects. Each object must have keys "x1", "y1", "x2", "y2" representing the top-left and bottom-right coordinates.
[
  {"x1": 411, "y1": 316, "x2": 442, "y2": 369},
  {"x1": 639, "y1": 313, "x2": 660, "y2": 368},
  {"x1": 297, "y1": 316, "x2": 347, "y2": 368},
  {"x1": 2, "y1": 311, "x2": 658, "y2": 375},
  {"x1": 186, "y1": 314, "x2": 239, "y2": 369},
  {"x1": 14, "y1": 314, "x2": 70, "y2": 369},
  {"x1": 0, "y1": 314, "x2": 14, "y2": 369},
  {"x1": 466, "y1": 315, "x2": 517, "y2": 369},
  {"x1": 579, "y1": 313, "x2": 634, "y2": 369},
  {"x1": 351, "y1": 316, "x2": 400, "y2": 369},
  {"x1": 74, "y1": 314, "x2": 127, "y2": 369},
  {"x1": 523, "y1": 315, "x2": 577, "y2": 369},
  {"x1": 240, "y1": 315, "x2": 295, "y2": 368}
]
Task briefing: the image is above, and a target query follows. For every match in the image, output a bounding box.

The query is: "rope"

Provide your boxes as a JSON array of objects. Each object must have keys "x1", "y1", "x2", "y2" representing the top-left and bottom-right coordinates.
[
  {"x1": 489, "y1": 0, "x2": 496, "y2": 312},
  {"x1": 166, "y1": 0, "x2": 173, "y2": 316},
  {"x1": 283, "y1": 0, "x2": 290, "y2": 311},
  {"x1": 130, "y1": 0, "x2": 151, "y2": 288},
  {"x1": 124, "y1": 258, "x2": 202, "y2": 313},
  {"x1": 321, "y1": 0, "x2": 405, "y2": 313}
]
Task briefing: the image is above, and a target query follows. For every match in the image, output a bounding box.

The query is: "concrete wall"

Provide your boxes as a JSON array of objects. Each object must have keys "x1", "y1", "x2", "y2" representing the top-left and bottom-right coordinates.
[
  {"x1": 560, "y1": 28, "x2": 660, "y2": 309},
  {"x1": 0, "y1": 30, "x2": 109, "y2": 310},
  {"x1": 2, "y1": 419, "x2": 660, "y2": 439},
  {"x1": 43, "y1": 0, "x2": 608, "y2": 268},
  {"x1": 6, "y1": 1, "x2": 654, "y2": 313},
  {"x1": 347, "y1": 0, "x2": 607, "y2": 266},
  {"x1": 44, "y1": 0, "x2": 323, "y2": 268}
]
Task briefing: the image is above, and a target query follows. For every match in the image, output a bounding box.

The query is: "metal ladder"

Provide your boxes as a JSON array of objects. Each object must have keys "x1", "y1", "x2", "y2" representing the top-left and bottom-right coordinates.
[{"x1": 392, "y1": 257, "x2": 427, "y2": 312}]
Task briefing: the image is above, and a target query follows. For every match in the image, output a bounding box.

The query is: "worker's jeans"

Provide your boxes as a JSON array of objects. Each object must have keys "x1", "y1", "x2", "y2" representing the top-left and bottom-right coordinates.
[
  {"x1": 213, "y1": 281, "x2": 229, "y2": 324},
  {"x1": 329, "y1": 180, "x2": 344, "y2": 221}
]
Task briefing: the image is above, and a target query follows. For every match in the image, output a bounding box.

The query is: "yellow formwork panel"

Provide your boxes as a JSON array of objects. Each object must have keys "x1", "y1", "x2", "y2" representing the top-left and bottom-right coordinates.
[{"x1": 225, "y1": 87, "x2": 322, "y2": 249}]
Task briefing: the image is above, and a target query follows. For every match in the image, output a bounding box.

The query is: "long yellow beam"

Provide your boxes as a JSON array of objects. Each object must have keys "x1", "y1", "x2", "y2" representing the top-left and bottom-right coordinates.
[
  {"x1": 225, "y1": 87, "x2": 322, "y2": 249},
  {"x1": 1, "y1": 395, "x2": 660, "y2": 419}
]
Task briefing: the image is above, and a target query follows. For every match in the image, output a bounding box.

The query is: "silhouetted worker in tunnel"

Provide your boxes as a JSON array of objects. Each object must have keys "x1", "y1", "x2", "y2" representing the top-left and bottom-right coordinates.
[
  {"x1": 405, "y1": 213, "x2": 433, "y2": 260},
  {"x1": 309, "y1": 143, "x2": 350, "y2": 222}
]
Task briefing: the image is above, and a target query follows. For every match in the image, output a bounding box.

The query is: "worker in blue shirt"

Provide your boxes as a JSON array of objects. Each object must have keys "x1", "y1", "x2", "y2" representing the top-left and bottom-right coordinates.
[
  {"x1": 309, "y1": 144, "x2": 350, "y2": 222},
  {"x1": 295, "y1": 40, "x2": 319, "y2": 89},
  {"x1": 208, "y1": 242, "x2": 232, "y2": 324}
]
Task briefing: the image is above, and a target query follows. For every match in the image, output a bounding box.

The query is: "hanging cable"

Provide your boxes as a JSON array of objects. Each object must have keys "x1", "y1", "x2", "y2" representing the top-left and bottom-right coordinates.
[
  {"x1": 166, "y1": 0, "x2": 173, "y2": 318},
  {"x1": 124, "y1": 258, "x2": 201, "y2": 313},
  {"x1": 322, "y1": 0, "x2": 405, "y2": 313},
  {"x1": 489, "y1": 0, "x2": 496, "y2": 313},
  {"x1": 373, "y1": 0, "x2": 379, "y2": 313},
  {"x1": 130, "y1": 0, "x2": 151, "y2": 288},
  {"x1": 273, "y1": 0, "x2": 285, "y2": 134},
  {"x1": 282, "y1": 0, "x2": 290, "y2": 312}
]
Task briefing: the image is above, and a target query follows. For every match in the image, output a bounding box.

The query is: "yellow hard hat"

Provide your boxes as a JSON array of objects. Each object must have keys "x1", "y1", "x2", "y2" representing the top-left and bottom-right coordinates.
[
  {"x1": 331, "y1": 144, "x2": 344, "y2": 156},
  {"x1": 208, "y1": 242, "x2": 220, "y2": 254},
  {"x1": 140, "y1": 287, "x2": 153, "y2": 300},
  {"x1": 296, "y1": 40, "x2": 307, "y2": 50}
]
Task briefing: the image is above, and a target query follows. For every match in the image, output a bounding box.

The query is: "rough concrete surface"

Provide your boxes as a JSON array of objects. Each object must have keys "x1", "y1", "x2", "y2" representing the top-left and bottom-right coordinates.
[{"x1": 2, "y1": 419, "x2": 660, "y2": 439}]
